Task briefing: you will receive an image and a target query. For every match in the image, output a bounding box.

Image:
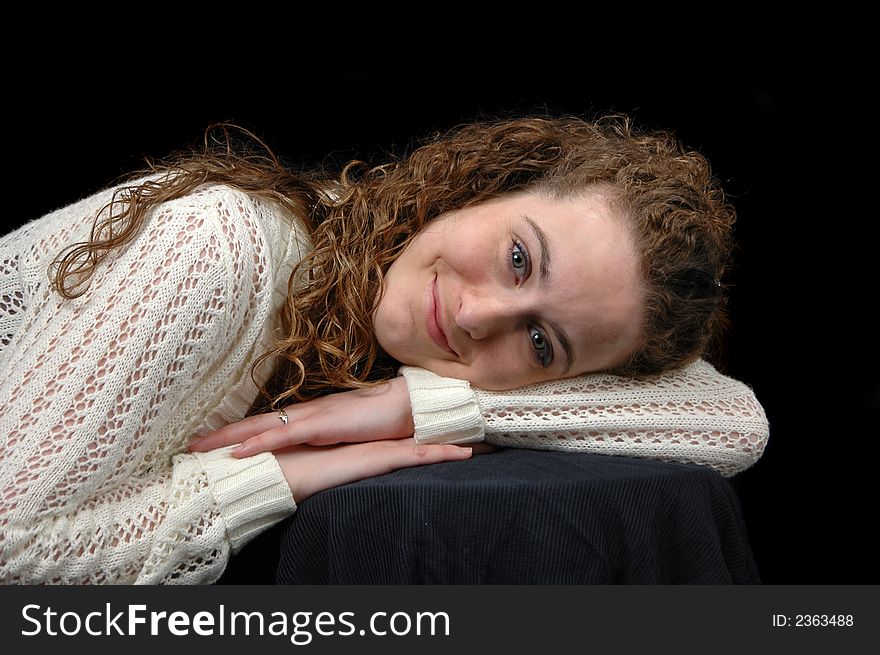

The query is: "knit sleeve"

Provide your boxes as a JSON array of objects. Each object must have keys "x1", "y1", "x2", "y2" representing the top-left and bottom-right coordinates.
[
  {"x1": 401, "y1": 360, "x2": 769, "y2": 477},
  {"x1": 0, "y1": 184, "x2": 296, "y2": 583}
]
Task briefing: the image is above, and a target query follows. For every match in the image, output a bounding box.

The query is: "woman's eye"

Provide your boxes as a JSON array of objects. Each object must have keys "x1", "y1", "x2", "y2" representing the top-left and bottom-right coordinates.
[
  {"x1": 511, "y1": 240, "x2": 530, "y2": 283},
  {"x1": 528, "y1": 325, "x2": 553, "y2": 367}
]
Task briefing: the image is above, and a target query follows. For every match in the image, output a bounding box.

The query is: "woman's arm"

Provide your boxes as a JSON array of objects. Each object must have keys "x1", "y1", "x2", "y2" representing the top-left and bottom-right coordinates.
[
  {"x1": 191, "y1": 358, "x2": 767, "y2": 479},
  {"x1": 0, "y1": 184, "x2": 296, "y2": 583},
  {"x1": 400, "y1": 361, "x2": 769, "y2": 477}
]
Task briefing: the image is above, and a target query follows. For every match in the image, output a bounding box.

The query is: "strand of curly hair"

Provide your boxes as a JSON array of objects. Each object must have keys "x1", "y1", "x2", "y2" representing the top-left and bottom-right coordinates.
[{"x1": 50, "y1": 115, "x2": 735, "y2": 414}]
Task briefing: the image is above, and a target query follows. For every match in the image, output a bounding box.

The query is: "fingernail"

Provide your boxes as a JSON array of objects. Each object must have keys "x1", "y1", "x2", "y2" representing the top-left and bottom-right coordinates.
[{"x1": 232, "y1": 445, "x2": 248, "y2": 458}]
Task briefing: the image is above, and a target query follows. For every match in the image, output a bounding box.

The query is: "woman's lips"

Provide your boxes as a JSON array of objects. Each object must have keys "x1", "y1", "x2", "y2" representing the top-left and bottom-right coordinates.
[{"x1": 425, "y1": 274, "x2": 456, "y2": 356}]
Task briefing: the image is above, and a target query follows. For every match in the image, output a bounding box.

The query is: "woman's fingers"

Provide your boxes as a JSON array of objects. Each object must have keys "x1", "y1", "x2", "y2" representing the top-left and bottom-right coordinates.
[
  {"x1": 364, "y1": 440, "x2": 474, "y2": 474},
  {"x1": 187, "y1": 413, "x2": 284, "y2": 452},
  {"x1": 279, "y1": 439, "x2": 477, "y2": 503},
  {"x1": 231, "y1": 426, "x2": 304, "y2": 458}
]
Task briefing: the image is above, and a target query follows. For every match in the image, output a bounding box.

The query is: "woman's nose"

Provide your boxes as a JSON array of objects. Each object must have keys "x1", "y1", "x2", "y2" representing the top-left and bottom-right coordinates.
[{"x1": 454, "y1": 289, "x2": 512, "y2": 341}]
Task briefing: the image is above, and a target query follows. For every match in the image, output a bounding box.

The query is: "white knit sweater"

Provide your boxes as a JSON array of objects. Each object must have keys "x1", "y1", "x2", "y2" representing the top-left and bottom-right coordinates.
[{"x1": 0, "y1": 181, "x2": 768, "y2": 584}]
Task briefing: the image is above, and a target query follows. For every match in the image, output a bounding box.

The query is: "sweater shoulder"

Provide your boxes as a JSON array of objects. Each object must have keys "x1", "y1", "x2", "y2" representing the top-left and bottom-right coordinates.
[{"x1": 154, "y1": 183, "x2": 308, "y2": 283}]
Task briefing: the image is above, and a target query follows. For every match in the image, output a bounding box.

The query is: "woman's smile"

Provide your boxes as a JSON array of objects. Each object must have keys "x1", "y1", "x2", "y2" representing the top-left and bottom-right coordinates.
[{"x1": 425, "y1": 273, "x2": 456, "y2": 356}]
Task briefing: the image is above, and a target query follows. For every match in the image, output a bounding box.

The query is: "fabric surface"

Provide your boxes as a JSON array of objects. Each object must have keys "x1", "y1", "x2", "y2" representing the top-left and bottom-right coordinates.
[{"x1": 274, "y1": 449, "x2": 760, "y2": 584}]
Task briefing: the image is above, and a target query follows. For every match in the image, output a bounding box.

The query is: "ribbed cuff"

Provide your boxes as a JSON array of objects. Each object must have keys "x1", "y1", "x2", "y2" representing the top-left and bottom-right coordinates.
[
  {"x1": 399, "y1": 366, "x2": 485, "y2": 444},
  {"x1": 195, "y1": 445, "x2": 296, "y2": 553}
]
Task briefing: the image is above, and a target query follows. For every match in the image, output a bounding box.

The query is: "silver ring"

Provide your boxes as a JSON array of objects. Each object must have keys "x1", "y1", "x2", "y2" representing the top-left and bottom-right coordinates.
[{"x1": 278, "y1": 409, "x2": 289, "y2": 425}]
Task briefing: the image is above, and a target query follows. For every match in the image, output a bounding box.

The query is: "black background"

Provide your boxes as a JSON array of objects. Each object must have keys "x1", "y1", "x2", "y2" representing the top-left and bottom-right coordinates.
[{"x1": 6, "y1": 50, "x2": 876, "y2": 584}]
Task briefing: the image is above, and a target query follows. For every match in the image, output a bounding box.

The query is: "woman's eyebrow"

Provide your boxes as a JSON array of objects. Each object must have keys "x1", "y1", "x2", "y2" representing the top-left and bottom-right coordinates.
[
  {"x1": 523, "y1": 215, "x2": 551, "y2": 284},
  {"x1": 522, "y1": 214, "x2": 573, "y2": 374}
]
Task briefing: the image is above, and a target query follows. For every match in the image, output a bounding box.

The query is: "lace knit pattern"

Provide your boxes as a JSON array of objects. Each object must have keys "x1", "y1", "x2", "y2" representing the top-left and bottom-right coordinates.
[
  {"x1": 403, "y1": 359, "x2": 769, "y2": 478},
  {"x1": 474, "y1": 360, "x2": 768, "y2": 477},
  {"x1": 0, "y1": 181, "x2": 302, "y2": 583}
]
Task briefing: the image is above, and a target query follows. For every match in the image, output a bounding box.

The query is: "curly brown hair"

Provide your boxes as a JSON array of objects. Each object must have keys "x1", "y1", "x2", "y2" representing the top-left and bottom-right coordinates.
[{"x1": 51, "y1": 115, "x2": 735, "y2": 411}]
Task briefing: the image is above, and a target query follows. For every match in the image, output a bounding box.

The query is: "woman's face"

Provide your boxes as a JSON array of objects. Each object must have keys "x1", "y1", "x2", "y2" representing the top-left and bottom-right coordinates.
[{"x1": 373, "y1": 186, "x2": 645, "y2": 390}]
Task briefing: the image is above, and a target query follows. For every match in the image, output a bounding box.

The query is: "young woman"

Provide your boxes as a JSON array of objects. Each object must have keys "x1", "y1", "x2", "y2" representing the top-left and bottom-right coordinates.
[{"x1": 0, "y1": 116, "x2": 768, "y2": 584}]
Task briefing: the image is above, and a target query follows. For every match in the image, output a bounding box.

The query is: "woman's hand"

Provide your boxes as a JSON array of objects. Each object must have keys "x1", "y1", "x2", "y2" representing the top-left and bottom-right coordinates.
[
  {"x1": 187, "y1": 377, "x2": 415, "y2": 458},
  {"x1": 273, "y1": 438, "x2": 488, "y2": 503}
]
